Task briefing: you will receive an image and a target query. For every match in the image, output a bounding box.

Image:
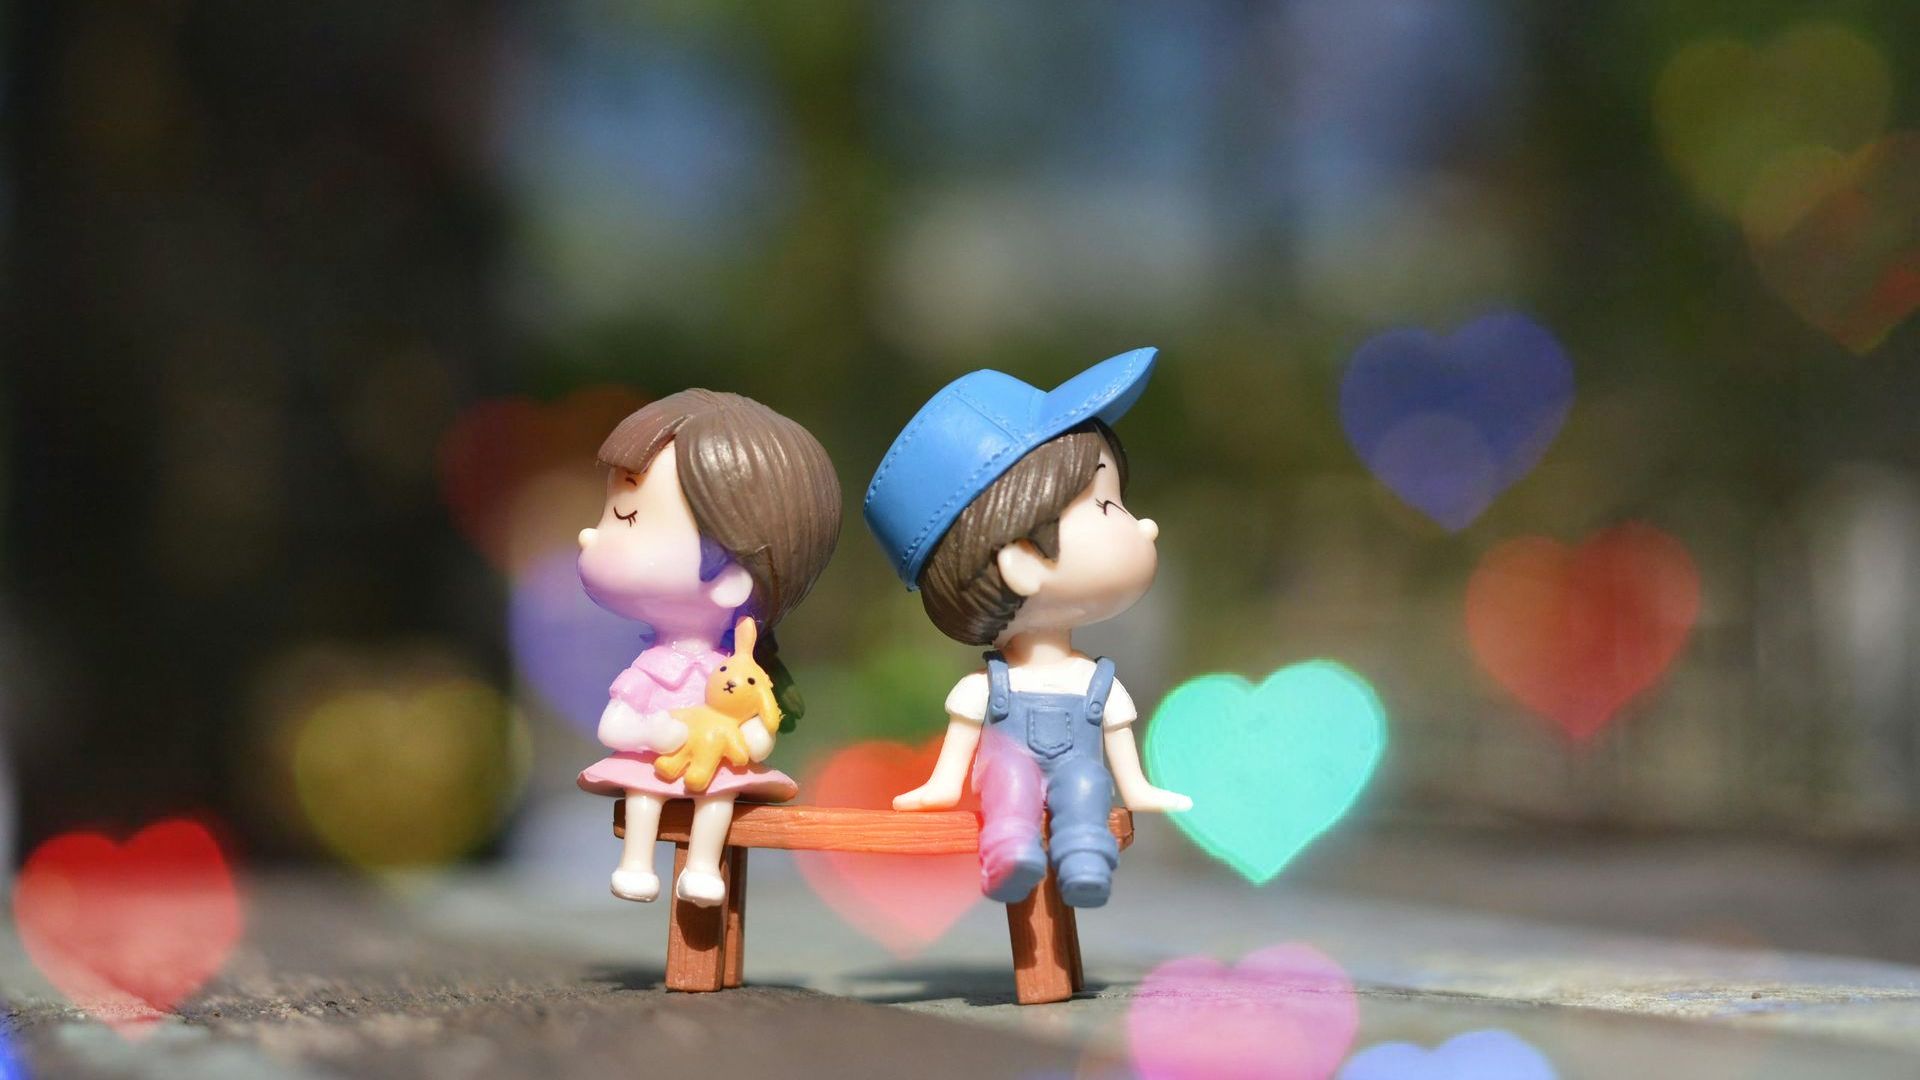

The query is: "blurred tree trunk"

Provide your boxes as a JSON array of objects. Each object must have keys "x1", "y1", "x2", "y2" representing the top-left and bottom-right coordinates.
[{"x1": 1, "y1": 0, "x2": 509, "y2": 853}]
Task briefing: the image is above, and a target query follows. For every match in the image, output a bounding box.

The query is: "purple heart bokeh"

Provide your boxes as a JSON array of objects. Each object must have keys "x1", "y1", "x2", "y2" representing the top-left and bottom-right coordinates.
[
  {"x1": 1338, "y1": 1029, "x2": 1556, "y2": 1080},
  {"x1": 509, "y1": 546, "x2": 649, "y2": 735},
  {"x1": 1128, "y1": 944, "x2": 1358, "y2": 1080},
  {"x1": 1340, "y1": 311, "x2": 1573, "y2": 531}
]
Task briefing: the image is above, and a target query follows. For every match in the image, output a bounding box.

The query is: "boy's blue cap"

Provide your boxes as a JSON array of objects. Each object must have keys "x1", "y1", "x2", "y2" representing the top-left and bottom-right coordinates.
[{"x1": 864, "y1": 347, "x2": 1157, "y2": 588}]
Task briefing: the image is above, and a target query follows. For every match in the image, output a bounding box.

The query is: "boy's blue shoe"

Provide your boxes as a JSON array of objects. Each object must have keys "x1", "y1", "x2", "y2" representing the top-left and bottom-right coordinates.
[{"x1": 1054, "y1": 851, "x2": 1113, "y2": 908}]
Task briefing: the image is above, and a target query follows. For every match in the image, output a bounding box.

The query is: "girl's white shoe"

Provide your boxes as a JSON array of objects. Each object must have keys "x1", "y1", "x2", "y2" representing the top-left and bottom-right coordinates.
[
  {"x1": 610, "y1": 867, "x2": 660, "y2": 902},
  {"x1": 674, "y1": 869, "x2": 727, "y2": 907}
]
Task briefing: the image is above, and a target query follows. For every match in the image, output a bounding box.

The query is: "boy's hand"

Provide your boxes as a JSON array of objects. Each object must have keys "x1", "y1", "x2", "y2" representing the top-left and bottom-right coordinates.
[
  {"x1": 893, "y1": 780, "x2": 964, "y2": 811},
  {"x1": 1119, "y1": 783, "x2": 1192, "y2": 814}
]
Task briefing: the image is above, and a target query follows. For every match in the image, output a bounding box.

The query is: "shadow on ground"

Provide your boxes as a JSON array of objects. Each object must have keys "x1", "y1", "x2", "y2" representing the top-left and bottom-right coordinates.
[{"x1": 838, "y1": 961, "x2": 1112, "y2": 1006}]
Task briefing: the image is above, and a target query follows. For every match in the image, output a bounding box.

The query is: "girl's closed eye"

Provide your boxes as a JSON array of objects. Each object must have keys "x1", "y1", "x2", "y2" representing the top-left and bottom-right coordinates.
[
  {"x1": 1095, "y1": 497, "x2": 1133, "y2": 518},
  {"x1": 614, "y1": 506, "x2": 638, "y2": 525}
]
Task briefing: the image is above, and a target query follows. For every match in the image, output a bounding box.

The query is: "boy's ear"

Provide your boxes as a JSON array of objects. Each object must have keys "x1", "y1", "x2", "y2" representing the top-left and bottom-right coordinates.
[
  {"x1": 995, "y1": 539, "x2": 1053, "y2": 598},
  {"x1": 705, "y1": 564, "x2": 754, "y2": 610}
]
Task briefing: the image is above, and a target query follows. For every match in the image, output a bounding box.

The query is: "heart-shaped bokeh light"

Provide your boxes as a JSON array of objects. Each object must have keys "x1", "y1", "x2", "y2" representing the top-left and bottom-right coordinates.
[
  {"x1": 13, "y1": 819, "x2": 243, "y2": 1035},
  {"x1": 0, "y1": 1031, "x2": 20, "y2": 1079},
  {"x1": 1341, "y1": 312, "x2": 1572, "y2": 531},
  {"x1": 437, "y1": 385, "x2": 647, "y2": 575},
  {"x1": 510, "y1": 546, "x2": 648, "y2": 734},
  {"x1": 792, "y1": 739, "x2": 982, "y2": 956},
  {"x1": 1129, "y1": 944, "x2": 1359, "y2": 1080},
  {"x1": 1655, "y1": 24, "x2": 1889, "y2": 216},
  {"x1": 1144, "y1": 661, "x2": 1386, "y2": 884},
  {"x1": 1338, "y1": 1029, "x2": 1557, "y2": 1080},
  {"x1": 1467, "y1": 523, "x2": 1701, "y2": 741},
  {"x1": 1743, "y1": 133, "x2": 1920, "y2": 353},
  {"x1": 292, "y1": 678, "x2": 527, "y2": 871}
]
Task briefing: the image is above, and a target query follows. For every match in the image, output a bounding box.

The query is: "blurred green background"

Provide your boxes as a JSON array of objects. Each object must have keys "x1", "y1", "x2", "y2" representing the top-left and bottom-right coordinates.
[{"x1": 4, "y1": 0, "x2": 1919, "y2": 879}]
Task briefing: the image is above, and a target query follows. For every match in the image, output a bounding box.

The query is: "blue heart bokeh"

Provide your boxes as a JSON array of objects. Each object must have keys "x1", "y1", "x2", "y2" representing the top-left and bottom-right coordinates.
[
  {"x1": 0, "y1": 1030, "x2": 20, "y2": 1080},
  {"x1": 1339, "y1": 1029, "x2": 1557, "y2": 1080},
  {"x1": 1340, "y1": 311, "x2": 1574, "y2": 531}
]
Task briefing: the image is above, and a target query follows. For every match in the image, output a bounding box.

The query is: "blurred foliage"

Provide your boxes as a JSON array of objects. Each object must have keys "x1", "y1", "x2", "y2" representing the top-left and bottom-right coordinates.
[
  {"x1": 497, "y1": 0, "x2": 1920, "y2": 834},
  {"x1": 7, "y1": 0, "x2": 1920, "y2": 856}
]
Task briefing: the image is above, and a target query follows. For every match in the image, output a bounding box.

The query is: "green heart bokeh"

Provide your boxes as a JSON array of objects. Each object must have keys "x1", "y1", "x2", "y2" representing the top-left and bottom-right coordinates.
[{"x1": 1143, "y1": 660, "x2": 1386, "y2": 884}]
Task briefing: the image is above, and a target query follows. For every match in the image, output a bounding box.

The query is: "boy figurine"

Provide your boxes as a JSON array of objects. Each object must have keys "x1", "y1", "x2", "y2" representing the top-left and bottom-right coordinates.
[{"x1": 865, "y1": 348, "x2": 1191, "y2": 909}]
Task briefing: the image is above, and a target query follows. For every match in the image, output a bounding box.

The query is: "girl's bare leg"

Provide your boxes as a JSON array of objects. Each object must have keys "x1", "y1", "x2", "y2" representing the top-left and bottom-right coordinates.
[
  {"x1": 673, "y1": 793, "x2": 737, "y2": 907},
  {"x1": 610, "y1": 792, "x2": 665, "y2": 902}
]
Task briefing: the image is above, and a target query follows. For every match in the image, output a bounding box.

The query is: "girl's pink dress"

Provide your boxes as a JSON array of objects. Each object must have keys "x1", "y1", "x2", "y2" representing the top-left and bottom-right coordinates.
[{"x1": 577, "y1": 643, "x2": 798, "y2": 802}]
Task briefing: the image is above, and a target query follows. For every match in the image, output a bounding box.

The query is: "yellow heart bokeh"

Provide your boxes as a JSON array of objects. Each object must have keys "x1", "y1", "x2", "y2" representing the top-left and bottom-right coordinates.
[
  {"x1": 1655, "y1": 24, "x2": 1888, "y2": 216},
  {"x1": 1743, "y1": 134, "x2": 1920, "y2": 353},
  {"x1": 290, "y1": 678, "x2": 529, "y2": 873}
]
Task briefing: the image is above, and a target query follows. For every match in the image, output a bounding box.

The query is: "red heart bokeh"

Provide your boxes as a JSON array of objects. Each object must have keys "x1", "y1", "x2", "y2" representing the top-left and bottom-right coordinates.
[
  {"x1": 1466, "y1": 523, "x2": 1701, "y2": 740},
  {"x1": 792, "y1": 739, "x2": 983, "y2": 957},
  {"x1": 1128, "y1": 944, "x2": 1358, "y2": 1080},
  {"x1": 436, "y1": 385, "x2": 648, "y2": 574},
  {"x1": 13, "y1": 819, "x2": 243, "y2": 1033},
  {"x1": 1744, "y1": 132, "x2": 1920, "y2": 354}
]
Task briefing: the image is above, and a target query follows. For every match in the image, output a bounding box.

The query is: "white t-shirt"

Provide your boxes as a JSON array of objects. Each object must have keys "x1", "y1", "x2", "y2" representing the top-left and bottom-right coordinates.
[{"x1": 944, "y1": 657, "x2": 1138, "y2": 730}]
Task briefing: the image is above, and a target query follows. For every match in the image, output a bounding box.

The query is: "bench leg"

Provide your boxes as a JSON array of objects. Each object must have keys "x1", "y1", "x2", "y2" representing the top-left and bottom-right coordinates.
[
  {"x1": 1006, "y1": 868, "x2": 1078, "y2": 1004},
  {"x1": 723, "y1": 848, "x2": 748, "y2": 988},
  {"x1": 1064, "y1": 905, "x2": 1084, "y2": 992},
  {"x1": 665, "y1": 844, "x2": 728, "y2": 992}
]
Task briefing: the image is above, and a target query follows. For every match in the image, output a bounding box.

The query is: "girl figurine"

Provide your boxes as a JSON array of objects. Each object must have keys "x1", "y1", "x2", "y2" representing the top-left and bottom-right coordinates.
[
  {"x1": 576, "y1": 390, "x2": 840, "y2": 907},
  {"x1": 863, "y1": 348, "x2": 1190, "y2": 909}
]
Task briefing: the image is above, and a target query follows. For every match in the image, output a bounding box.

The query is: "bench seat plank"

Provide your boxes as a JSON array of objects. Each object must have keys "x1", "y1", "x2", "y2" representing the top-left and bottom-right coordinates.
[{"x1": 615, "y1": 800, "x2": 1134, "y2": 854}]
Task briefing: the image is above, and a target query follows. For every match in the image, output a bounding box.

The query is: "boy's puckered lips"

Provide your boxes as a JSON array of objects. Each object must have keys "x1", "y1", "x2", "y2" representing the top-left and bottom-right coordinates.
[{"x1": 863, "y1": 347, "x2": 1158, "y2": 589}]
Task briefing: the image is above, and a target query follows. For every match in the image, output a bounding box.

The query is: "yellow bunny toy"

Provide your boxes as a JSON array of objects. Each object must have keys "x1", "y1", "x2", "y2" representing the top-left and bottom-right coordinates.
[{"x1": 652, "y1": 616, "x2": 783, "y2": 793}]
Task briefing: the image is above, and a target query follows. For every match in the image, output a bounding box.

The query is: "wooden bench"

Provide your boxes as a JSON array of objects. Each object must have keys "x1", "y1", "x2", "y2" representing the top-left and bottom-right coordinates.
[{"x1": 613, "y1": 799, "x2": 1134, "y2": 1005}]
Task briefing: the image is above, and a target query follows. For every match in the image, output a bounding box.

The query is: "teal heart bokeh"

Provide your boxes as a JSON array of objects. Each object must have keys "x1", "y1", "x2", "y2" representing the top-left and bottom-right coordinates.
[{"x1": 1144, "y1": 660, "x2": 1387, "y2": 884}]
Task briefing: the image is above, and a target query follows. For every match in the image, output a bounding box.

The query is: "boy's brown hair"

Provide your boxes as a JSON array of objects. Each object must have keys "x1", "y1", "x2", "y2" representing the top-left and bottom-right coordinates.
[{"x1": 917, "y1": 420, "x2": 1127, "y2": 645}]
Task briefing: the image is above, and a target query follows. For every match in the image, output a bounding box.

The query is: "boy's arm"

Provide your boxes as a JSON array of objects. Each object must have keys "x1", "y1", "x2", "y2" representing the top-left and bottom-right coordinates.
[
  {"x1": 892, "y1": 716, "x2": 982, "y2": 810},
  {"x1": 1104, "y1": 725, "x2": 1192, "y2": 813}
]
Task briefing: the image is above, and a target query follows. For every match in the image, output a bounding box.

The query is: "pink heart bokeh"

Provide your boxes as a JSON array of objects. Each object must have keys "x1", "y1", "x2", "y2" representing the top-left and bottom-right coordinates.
[
  {"x1": 13, "y1": 818, "x2": 244, "y2": 1035},
  {"x1": 792, "y1": 739, "x2": 983, "y2": 956},
  {"x1": 1129, "y1": 944, "x2": 1359, "y2": 1080}
]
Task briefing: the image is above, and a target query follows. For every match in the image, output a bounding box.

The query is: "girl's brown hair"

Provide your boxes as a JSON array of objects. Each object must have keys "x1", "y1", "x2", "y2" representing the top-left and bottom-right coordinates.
[
  {"x1": 917, "y1": 421, "x2": 1126, "y2": 646},
  {"x1": 599, "y1": 389, "x2": 842, "y2": 725}
]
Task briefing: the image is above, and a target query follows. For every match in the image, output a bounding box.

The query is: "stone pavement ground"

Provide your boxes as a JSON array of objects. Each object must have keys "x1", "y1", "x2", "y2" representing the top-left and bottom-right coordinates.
[{"x1": 4, "y1": 823, "x2": 1920, "y2": 1079}]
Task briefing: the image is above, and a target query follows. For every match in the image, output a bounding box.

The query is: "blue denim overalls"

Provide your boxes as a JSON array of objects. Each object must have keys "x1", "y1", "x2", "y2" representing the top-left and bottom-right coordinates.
[{"x1": 982, "y1": 653, "x2": 1121, "y2": 907}]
